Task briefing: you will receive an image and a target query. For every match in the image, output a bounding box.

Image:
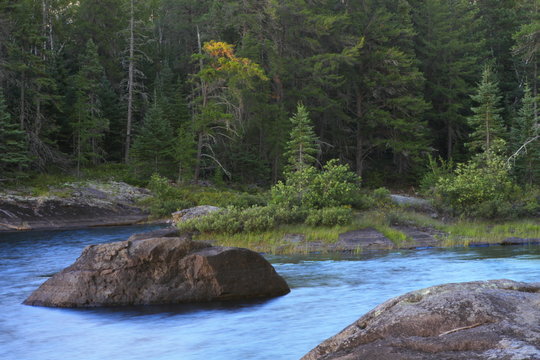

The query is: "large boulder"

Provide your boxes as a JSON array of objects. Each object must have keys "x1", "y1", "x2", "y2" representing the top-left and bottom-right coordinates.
[
  {"x1": 302, "y1": 280, "x2": 540, "y2": 360},
  {"x1": 24, "y1": 236, "x2": 290, "y2": 307}
]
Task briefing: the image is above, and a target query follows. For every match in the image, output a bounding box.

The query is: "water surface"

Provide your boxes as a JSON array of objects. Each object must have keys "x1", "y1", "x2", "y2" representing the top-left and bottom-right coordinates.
[{"x1": 1, "y1": 226, "x2": 539, "y2": 360}]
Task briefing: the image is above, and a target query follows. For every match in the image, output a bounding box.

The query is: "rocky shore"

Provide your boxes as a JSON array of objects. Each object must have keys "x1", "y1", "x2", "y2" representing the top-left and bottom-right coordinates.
[{"x1": 0, "y1": 181, "x2": 151, "y2": 231}]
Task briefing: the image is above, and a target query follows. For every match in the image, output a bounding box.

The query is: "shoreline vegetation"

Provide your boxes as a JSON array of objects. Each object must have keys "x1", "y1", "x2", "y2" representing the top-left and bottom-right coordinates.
[
  {"x1": 1, "y1": 102, "x2": 538, "y2": 251},
  {"x1": 3, "y1": 171, "x2": 537, "y2": 255},
  {"x1": 189, "y1": 209, "x2": 540, "y2": 255}
]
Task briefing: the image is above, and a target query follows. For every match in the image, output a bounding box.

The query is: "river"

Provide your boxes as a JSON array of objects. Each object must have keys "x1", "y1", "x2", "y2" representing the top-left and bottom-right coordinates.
[{"x1": 0, "y1": 225, "x2": 539, "y2": 360}]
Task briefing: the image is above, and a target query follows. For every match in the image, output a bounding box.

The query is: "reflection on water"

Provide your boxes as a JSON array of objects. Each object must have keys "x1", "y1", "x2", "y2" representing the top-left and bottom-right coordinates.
[{"x1": 0, "y1": 226, "x2": 539, "y2": 360}]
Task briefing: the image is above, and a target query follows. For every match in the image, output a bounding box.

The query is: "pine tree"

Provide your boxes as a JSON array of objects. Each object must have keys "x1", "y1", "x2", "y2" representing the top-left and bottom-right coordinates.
[
  {"x1": 467, "y1": 65, "x2": 506, "y2": 153},
  {"x1": 511, "y1": 84, "x2": 540, "y2": 184},
  {"x1": 173, "y1": 124, "x2": 197, "y2": 183},
  {"x1": 284, "y1": 104, "x2": 319, "y2": 174},
  {"x1": 337, "y1": 0, "x2": 429, "y2": 177},
  {"x1": 71, "y1": 40, "x2": 109, "y2": 176},
  {"x1": 130, "y1": 102, "x2": 175, "y2": 178},
  {"x1": 412, "y1": 0, "x2": 483, "y2": 159},
  {"x1": 0, "y1": 88, "x2": 29, "y2": 177}
]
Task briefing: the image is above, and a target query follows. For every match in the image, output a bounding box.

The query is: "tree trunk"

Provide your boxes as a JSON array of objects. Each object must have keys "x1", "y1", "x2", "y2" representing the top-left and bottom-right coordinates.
[
  {"x1": 356, "y1": 127, "x2": 364, "y2": 178},
  {"x1": 355, "y1": 92, "x2": 365, "y2": 178},
  {"x1": 19, "y1": 72, "x2": 25, "y2": 131},
  {"x1": 447, "y1": 120, "x2": 453, "y2": 159},
  {"x1": 194, "y1": 132, "x2": 203, "y2": 181},
  {"x1": 193, "y1": 25, "x2": 205, "y2": 182},
  {"x1": 125, "y1": 0, "x2": 135, "y2": 163}
]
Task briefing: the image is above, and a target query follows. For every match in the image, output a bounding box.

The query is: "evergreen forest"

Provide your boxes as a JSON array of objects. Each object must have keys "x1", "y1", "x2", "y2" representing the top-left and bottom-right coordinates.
[{"x1": 1, "y1": 0, "x2": 539, "y2": 193}]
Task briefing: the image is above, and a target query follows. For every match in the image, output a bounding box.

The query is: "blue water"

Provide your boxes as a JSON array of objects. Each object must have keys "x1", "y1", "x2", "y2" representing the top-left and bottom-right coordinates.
[{"x1": 0, "y1": 226, "x2": 539, "y2": 360}]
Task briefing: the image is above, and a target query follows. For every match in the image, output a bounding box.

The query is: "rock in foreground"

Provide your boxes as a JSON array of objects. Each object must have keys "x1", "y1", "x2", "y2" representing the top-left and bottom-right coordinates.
[
  {"x1": 24, "y1": 236, "x2": 290, "y2": 307},
  {"x1": 302, "y1": 280, "x2": 540, "y2": 360}
]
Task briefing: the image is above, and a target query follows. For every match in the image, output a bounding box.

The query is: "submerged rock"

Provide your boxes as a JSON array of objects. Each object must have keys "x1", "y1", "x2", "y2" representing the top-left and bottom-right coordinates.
[
  {"x1": 24, "y1": 236, "x2": 290, "y2": 307},
  {"x1": 302, "y1": 279, "x2": 540, "y2": 360}
]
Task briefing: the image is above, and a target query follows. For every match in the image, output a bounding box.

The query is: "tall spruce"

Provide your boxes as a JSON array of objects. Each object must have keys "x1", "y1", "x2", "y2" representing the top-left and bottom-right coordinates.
[
  {"x1": 0, "y1": 88, "x2": 29, "y2": 177},
  {"x1": 412, "y1": 0, "x2": 482, "y2": 159},
  {"x1": 467, "y1": 65, "x2": 506, "y2": 153},
  {"x1": 71, "y1": 40, "x2": 109, "y2": 177},
  {"x1": 284, "y1": 104, "x2": 319, "y2": 174},
  {"x1": 511, "y1": 84, "x2": 540, "y2": 184},
  {"x1": 130, "y1": 102, "x2": 174, "y2": 178}
]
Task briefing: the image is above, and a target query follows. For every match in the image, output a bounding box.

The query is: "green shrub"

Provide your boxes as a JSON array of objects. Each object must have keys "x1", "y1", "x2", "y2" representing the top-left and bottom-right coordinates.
[
  {"x1": 146, "y1": 174, "x2": 195, "y2": 218},
  {"x1": 305, "y1": 207, "x2": 353, "y2": 226},
  {"x1": 241, "y1": 206, "x2": 277, "y2": 232},
  {"x1": 178, "y1": 207, "x2": 243, "y2": 234},
  {"x1": 196, "y1": 189, "x2": 267, "y2": 208},
  {"x1": 419, "y1": 155, "x2": 454, "y2": 195},
  {"x1": 433, "y1": 152, "x2": 517, "y2": 218},
  {"x1": 270, "y1": 160, "x2": 360, "y2": 210},
  {"x1": 272, "y1": 205, "x2": 309, "y2": 224},
  {"x1": 303, "y1": 160, "x2": 361, "y2": 209}
]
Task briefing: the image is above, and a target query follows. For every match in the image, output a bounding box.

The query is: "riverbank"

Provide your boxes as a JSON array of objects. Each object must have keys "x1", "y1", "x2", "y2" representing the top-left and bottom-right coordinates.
[
  {"x1": 141, "y1": 209, "x2": 540, "y2": 255},
  {"x1": 0, "y1": 181, "x2": 152, "y2": 231}
]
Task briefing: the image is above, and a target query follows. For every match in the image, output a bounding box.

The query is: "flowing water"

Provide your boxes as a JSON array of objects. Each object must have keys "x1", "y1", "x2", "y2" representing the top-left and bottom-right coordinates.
[{"x1": 0, "y1": 226, "x2": 539, "y2": 360}]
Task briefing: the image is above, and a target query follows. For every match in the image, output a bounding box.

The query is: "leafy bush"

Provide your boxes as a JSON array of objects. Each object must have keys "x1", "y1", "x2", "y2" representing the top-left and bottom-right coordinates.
[
  {"x1": 241, "y1": 206, "x2": 277, "y2": 232},
  {"x1": 196, "y1": 190, "x2": 267, "y2": 208},
  {"x1": 304, "y1": 160, "x2": 361, "y2": 208},
  {"x1": 305, "y1": 207, "x2": 353, "y2": 226},
  {"x1": 146, "y1": 174, "x2": 195, "y2": 217},
  {"x1": 433, "y1": 153, "x2": 517, "y2": 218},
  {"x1": 372, "y1": 187, "x2": 391, "y2": 204},
  {"x1": 419, "y1": 155, "x2": 454, "y2": 195},
  {"x1": 270, "y1": 160, "x2": 360, "y2": 210},
  {"x1": 178, "y1": 206, "x2": 278, "y2": 234}
]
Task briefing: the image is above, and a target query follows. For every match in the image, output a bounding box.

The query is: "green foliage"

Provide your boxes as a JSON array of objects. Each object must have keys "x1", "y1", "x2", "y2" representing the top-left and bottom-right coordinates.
[
  {"x1": 510, "y1": 84, "x2": 540, "y2": 185},
  {"x1": 146, "y1": 174, "x2": 195, "y2": 218},
  {"x1": 304, "y1": 160, "x2": 361, "y2": 209},
  {"x1": 433, "y1": 150, "x2": 517, "y2": 218},
  {"x1": 270, "y1": 160, "x2": 361, "y2": 210},
  {"x1": 173, "y1": 124, "x2": 197, "y2": 182},
  {"x1": 305, "y1": 207, "x2": 353, "y2": 227},
  {"x1": 131, "y1": 103, "x2": 175, "y2": 178},
  {"x1": 412, "y1": 0, "x2": 482, "y2": 159},
  {"x1": 71, "y1": 39, "x2": 110, "y2": 175},
  {"x1": 0, "y1": 88, "x2": 29, "y2": 178},
  {"x1": 283, "y1": 104, "x2": 319, "y2": 173},
  {"x1": 467, "y1": 65, "x2": 506, "y2": 153},
  {"x1": 178, "y1": 204, "x2": 354, "y2": 235},
  {"x1": 420, "y1": 155, "x2": 455, "y2": 195},
  {"x1": 144, "y1": 174, "x2": 268, "y2": 218}
]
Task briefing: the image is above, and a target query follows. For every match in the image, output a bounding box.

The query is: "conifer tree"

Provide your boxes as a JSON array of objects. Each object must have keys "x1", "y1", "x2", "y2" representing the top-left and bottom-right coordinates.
[
  {"x1": 412, "y1": 0, "x2": 483, "y2": 159},
  {"x1": 71, "y1": 40, "x2": 109, "y2": 176},
  {"x1": 0, "y1": 88, "x2": 29, "y2": 177},
  {"x1": 511, "y1": 84, "x2": 540, "y2": 184},
  {"x1": 130, "y1": 102, "x2": 174, "y2": 178},
  {"x1": 467, "y1": 65, "x2": 506, "y2": 153},
  {"x1": 284, "y1": 104, "x2": 319, "y2": 174},
  {"x1": 173, "y1": 124, "x2": 197, "y2": 183}
]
